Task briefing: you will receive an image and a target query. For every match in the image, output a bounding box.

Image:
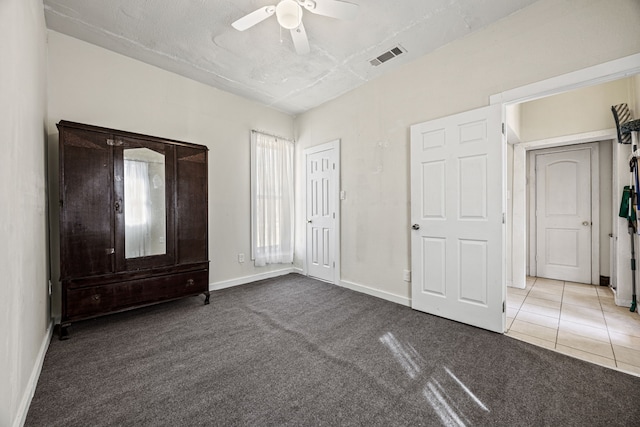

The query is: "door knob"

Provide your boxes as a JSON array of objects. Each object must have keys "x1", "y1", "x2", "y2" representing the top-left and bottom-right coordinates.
[
  {"x1": 307, "y1": 220, "x2": 312, "y2": 223},
  {"x1": 582, "y1": 221, "x2": 590, "y2": 226},
  {"x1": 412, "y1": 224, "x2": 420, "y2": 230}
]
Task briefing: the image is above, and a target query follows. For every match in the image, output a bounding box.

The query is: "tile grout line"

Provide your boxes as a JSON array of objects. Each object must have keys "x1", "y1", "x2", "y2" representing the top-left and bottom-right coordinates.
[
  {"x1": 507, "y1": 279, "x2": 534, "y2": 332},
  {"x1": 598, "y1": 286, "x2": 619, "y2": 367},
  {"x1": 555, "y1": 280, "x2": 564, "y2": 350},
  {"x1": 511, "y1": 278, "x2": 560, "y2": 343},
  {"x1": 510, "y1": 279, "x2": 640, "y2": 376},
  {"x1": 561, "y1": 283, "x2": 621, "y2": 360},
  {"x1": 506, "y1": 278, "x2": 528, "y2": 333},
  {"x1": 508, "y1": 278, "x2": 562, "y2": 346}
]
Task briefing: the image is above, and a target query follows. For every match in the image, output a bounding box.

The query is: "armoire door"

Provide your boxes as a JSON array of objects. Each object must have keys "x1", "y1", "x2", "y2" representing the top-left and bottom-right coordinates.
[
  {"x1": 59, "y1": 127, "x2": 114, "y2": 279},
  {"x1": 113, "y1": 136, "x2": 176, "y2": 271},
  {"x1": 176, "y1": 145, "x2": 209, "y2": 264}
]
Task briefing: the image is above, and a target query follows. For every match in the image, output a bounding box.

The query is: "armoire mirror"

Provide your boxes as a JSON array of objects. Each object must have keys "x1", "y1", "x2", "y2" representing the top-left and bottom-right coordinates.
[{"x1": 123, "y1": 147, "x2": 166, "y2": 259}]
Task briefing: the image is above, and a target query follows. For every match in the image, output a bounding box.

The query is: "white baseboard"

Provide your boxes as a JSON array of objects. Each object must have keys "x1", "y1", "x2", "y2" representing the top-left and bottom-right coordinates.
[
  {"x1": 611, "y1": 287, "x2": 634, "y2": 311},
  {"x1": 339, "y1": 279, "x2": 411, "y2": 307},
  {"x1": 209, "y1": 269, "x2": 410, "y2": 308},
  {"x1": 14, "y1": 321, "x2": 53, "y2": 427},
  {"x1": 615, "y1": 297, "x2": 636, "y2": 310},
  {"x1": 507, "y1": 282, "x2": 527, "y2": 290},
  {"x1": 209, "y1": 267, "x2": 302, "y2": 291}
]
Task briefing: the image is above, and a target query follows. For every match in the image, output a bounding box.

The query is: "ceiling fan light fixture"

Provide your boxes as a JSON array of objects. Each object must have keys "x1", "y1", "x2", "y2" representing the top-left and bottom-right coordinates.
[{"x1": 276, "y1": 0, "x2": 303, "y2": 29}]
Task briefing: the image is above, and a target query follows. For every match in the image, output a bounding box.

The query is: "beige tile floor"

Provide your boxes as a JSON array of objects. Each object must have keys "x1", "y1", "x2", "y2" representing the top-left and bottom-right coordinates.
[{"x1": 506, "y1": 277, "x2": 640, "y2": 377}]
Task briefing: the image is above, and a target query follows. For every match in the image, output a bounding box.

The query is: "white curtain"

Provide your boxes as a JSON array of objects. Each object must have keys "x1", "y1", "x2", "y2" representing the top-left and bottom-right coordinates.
[
  {"x1": 252, "y1": 131, "x2": 294, "y2": 266},
  {"x1": 124, "y1": 159, "x2": 151, "y2": 258}
]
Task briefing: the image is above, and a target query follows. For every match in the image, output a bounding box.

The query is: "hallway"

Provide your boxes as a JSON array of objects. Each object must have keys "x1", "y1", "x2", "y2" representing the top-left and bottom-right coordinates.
[{"x1": 506, "y1": 277, "x2": 640, "y2": 376}]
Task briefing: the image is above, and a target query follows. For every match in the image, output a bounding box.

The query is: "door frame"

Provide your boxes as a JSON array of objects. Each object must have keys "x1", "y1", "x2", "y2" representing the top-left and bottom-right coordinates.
[
  {"x1": 491, "y1": 52, "x2": 640, "y2": 289},
  {"x1": 527, "y1": 143, "x2": 600, "y2": 284},
  {"x1": 303, "y1": 139, "x2": 341, "y2": 285}
]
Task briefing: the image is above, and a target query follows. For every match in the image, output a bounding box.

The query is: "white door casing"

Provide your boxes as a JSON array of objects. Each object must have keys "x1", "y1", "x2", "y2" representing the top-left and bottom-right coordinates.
[
  {"x1": 491, "y1": 53, "x2": 637, "y2": 291},
  {"x1": 533, "y1": 147, "x2": 594, "y2": 283},
  {"x1": 410, "y1": 105, "x2": 504, "y2": 333},
  {"x1": 305, "y1": 141, "x2": 340, "y2": 284}
]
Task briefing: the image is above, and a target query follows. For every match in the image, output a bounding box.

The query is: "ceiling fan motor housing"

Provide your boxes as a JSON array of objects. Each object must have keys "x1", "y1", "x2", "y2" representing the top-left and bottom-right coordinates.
[{"x1": 276, "y1": 0, "x2": 303, "y2": 29}]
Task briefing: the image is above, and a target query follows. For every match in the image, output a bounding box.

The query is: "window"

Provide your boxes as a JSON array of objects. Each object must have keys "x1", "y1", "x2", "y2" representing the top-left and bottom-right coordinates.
[{"x1": 251, "y1": 131, "x2": 294, "y2": 266}]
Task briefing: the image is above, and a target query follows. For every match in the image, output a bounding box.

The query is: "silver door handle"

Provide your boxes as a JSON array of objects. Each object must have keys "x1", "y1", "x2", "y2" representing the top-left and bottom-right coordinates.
[
  {"x1": 307, "y1": 220, "x2": 312, "y2": 223},
  {"x1": 582, "y1": 221, "x2": 590, "y2": 226},
  {"x1": 412, "y1": 224, "x2": 420, "y2": 230}
]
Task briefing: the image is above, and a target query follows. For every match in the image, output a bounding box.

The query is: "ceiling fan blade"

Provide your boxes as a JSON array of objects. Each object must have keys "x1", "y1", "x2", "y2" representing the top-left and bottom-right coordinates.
[
  {"x1": 231, "y1": 6, "x2": 276, "y2": 31},
  {"x1": 301, "y1": 0, "x2": 358, "y2": 20},
  {"x1": 290, "y1": 23, "x2": 310, "y2": 55}
]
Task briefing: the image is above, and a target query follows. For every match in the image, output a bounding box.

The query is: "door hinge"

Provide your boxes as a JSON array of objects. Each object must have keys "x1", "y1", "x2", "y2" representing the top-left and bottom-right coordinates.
[
  {"x1": 333, "y1": 212, "x2": 335, "y2": 219},
  {"x1": 501, "y1": 123, "x2": 505, "y2": 135},
  {"x1": 333, "y1": 261, "x2": 335, "y2": 268},
  {"x1": 503, "y1": 301, "x2": 506, "y2": 313},
  {"x1": 502, "y1": 213, "x2": 505, "y2": 224}
]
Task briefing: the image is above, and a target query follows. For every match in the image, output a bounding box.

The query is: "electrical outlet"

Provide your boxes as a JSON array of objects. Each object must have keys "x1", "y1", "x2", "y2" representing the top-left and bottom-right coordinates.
[
  {"x1": 403, "y1": 270, "x2": 411, "y2": 282},
  {"x1": 238, "y1": 253, "x2": 245, "y2": 263}
]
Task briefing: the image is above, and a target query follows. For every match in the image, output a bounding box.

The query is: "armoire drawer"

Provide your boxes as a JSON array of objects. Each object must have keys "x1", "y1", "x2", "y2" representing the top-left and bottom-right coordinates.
[{"x1": 64, "y1": 270, "x2": 209, "y2": 320}]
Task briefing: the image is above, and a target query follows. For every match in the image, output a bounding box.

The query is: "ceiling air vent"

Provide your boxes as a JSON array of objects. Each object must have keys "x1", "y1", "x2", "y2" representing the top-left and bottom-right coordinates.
[{"x1": 369, "y1": 45, "x2": 406, "y2": 67}]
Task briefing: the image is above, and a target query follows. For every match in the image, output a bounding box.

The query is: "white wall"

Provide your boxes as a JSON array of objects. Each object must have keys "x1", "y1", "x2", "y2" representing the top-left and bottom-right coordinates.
[
  {"x1": 0, "y1": 0, "x2": 49, "y2": 426},
  {"x1": 519, "y1": 78, "x2": 633, "y2": 142},
  {"x1": 506, "y1": 143, "x2": 514, "y2": 285},
  {"x1": 294, "y1": 0, "x2": 640, "y2": 301},
  {"x1": 614, "y1": 139, "x2": 633, "y2": 304},
  {"x1": 633, "y1": 74, "x2": 640, "y2": 113},
  {"x1": 616, "y1": 73, "x2": 640, "y2": 304},
  {"x1": 47, "y1": 31, "x2": 296, "y2": 317}
]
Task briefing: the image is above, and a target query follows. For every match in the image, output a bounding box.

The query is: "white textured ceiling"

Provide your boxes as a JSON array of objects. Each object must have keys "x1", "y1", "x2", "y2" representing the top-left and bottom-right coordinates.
[{"x1": 43, "y1": 0, "x2": 539, "y2": 115}]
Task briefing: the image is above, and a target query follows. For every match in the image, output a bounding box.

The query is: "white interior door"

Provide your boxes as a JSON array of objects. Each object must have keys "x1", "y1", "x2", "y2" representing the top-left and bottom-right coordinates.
[
  {"x1": 306, "y1": 142, "x2": 338, "y2": 283},
  {"x1": 410, "y1": 105, "x2": 504, "y2": 333},
  {"x1": 535, "y1": 148, "x2": 592, "y2": 283}
]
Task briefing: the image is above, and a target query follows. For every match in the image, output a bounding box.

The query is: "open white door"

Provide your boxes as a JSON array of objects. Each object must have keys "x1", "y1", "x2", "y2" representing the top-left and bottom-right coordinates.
[{"x1": 410, "y1": 105, "x2": 504, "y2": 333}]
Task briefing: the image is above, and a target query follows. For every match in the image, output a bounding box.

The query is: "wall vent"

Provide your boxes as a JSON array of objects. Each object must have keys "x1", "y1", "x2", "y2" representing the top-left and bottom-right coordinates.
[{"x1": 369, "y1": 45, "x2": 406, "y2": 67}]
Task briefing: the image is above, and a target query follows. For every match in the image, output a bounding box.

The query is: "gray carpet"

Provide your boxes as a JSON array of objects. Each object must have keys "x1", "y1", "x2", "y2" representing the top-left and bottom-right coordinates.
[{"x1": 26, "y1": 274, "x2": 640, "y2": 426}]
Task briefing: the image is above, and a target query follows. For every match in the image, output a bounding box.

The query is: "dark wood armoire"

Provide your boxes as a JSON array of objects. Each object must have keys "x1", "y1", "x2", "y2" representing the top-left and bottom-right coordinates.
[{"x1": 57, "y1": 120, "x2": 209, "y2": 339}]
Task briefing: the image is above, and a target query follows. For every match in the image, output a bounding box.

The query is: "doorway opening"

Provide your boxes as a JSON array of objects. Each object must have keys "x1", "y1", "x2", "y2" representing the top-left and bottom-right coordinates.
[
  {"x1": 498, "y1": 53, "x2": 640, "y2": 372},
  {"x1": 528, "y1": 143, "x2": 603, "y2": 285}
]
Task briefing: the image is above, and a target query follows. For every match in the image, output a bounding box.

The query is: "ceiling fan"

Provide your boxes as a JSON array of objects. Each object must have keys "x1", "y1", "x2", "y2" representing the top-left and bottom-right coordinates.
[{"x1": 231, "y1": 0, "x2": 358, "y2": 55}]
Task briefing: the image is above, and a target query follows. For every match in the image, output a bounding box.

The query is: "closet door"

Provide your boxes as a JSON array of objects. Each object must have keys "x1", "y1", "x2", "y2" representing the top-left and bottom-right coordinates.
[
  {"x1": 59, "y1": 127, "x2": 114, "y2": 279},
  {"x1": 113, "y1": 136, "x2": 176, "y2": 271}
]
